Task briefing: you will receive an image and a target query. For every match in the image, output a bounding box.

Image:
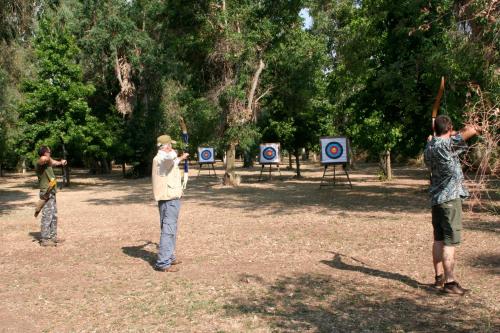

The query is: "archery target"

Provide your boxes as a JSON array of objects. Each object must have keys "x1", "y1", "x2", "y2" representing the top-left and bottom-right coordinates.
[
  {"x1": 320, "y1": 137, "x2": 349, "y2": 164},
  {"x1": 260, "y1": 143, "x2": 280, "y2": 164},
  {"x1": 198, "y1": 147, "x2": 215, "y2": 163}
]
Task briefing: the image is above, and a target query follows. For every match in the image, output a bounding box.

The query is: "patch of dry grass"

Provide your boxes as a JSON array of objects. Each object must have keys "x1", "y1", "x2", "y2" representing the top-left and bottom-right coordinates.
[{"x1": 0, "y1": 163, "x2": 498, "y2": 332}]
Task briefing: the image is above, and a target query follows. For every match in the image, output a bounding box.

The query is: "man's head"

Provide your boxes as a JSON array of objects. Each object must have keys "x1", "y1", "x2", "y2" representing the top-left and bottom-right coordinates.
[
  {"x1": 38, "y1": 145, "x2": 51, "y2": 157},
  {"x1": 434, "y1": 115, "x2": 453, "y2": 136},
  {"x1": 157, "y1": 135, "x2": 177, "y2": 151}
]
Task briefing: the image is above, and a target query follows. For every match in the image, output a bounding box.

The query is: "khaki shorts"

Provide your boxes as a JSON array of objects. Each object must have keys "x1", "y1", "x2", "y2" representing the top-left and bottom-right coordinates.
[{"x1": 432, "y1": 198, "x2": 462, "y2": 245}]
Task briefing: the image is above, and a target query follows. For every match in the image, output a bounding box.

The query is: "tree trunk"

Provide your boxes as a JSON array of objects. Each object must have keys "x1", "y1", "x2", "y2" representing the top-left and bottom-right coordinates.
[
  {"x1": 385, "y1": 150, "x2": 392, "y2": 180},
  {"x1": 247, "y1": 59, "x2": 265, "y2": 122},
  {"x1": 16, "y1": 157, "x2": 26, "y2": 174},
  {"x1": 294, "y1": 148, "x2": 301, "y2": 177},
  {"x1": 302, "y1": 148, "x2": 309, "y2": 161},
  {"x1": 379, "y1": 150, "x2": 392, "y2": 180},
  {"x1": 223, "y1": 142, "x2": 240, "y2": 186},
  {"x1": 122, "y1": 163, "x2": 126, "y2": 177},
  {"x1": 101, "y1": 158, "x2": 110, "y2": 174},
  {"x1": 243, "y1": 149, "x2": 253, "y2": 168}
]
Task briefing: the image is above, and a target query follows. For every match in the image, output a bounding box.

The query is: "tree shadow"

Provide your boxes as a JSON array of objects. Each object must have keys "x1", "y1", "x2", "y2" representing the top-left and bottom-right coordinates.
[
  {"x1": 469, "y1": 253, "x2": 500, "y2": 275},
  {"x1": 321, "y1": 252, "x2": 433, "y2": 291},
  {"x1": 0, "y1": 188, "x2": 31, "y2": 216},
  {"x1": 464, "y1": 219, "x2": 500, "y2": 234},
  {"x1": 121, "y1": 241, "x2": 158, "y2": 268},
  {"x1": 225, "y1": 273, "x2": 497, "y2": 332},
  {"x1": 183, "y1": 170, "x2": 430, "y2": 217}
]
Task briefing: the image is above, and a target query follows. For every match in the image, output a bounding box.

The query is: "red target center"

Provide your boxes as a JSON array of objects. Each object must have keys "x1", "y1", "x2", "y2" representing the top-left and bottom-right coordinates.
[{"x1": 330, "y1": 147, "x2": 338, "y2": 154}]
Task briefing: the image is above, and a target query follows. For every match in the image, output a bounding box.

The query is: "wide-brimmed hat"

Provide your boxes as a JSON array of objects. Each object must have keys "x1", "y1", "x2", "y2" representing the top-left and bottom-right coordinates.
[{"x1": 157, "y1": 135, "x2": 177, "y2": 146}]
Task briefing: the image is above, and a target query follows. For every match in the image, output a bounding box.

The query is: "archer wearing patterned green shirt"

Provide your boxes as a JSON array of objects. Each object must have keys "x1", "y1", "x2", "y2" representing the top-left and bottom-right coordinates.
[
  {"x1": 36, "y1": 146, "x2": 67, "y2": 247},
  {"x1": 424, "y1": 115, "x2": 479, "y2": 296}
]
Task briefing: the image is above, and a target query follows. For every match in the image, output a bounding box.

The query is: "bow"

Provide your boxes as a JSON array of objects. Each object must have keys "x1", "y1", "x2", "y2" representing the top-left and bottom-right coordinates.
[
  {"x1": 431, "y1": 76, "x2": 445, "y2": 134},
  {"x1": 179, "y1": 116, "x2": 189, "y2": 189},
  {"x1": 59, "y1": 135, "x2": 69, "y2": 188}
]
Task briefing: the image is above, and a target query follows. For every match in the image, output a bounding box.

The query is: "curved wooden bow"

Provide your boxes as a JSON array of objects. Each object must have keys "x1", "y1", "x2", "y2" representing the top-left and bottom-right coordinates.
[{"x1": 431, "y1": 76, "x2": 445, "y2": 133}]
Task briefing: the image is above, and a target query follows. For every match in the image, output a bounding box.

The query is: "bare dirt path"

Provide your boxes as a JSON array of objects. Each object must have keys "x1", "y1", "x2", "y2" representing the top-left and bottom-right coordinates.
[{"x1": 0, "y1": 163, "x2": 498, "y2": 332}]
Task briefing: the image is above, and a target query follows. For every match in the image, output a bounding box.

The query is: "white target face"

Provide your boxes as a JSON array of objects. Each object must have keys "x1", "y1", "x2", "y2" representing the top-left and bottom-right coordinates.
[
  {"x1": 320, "y1": 137, "x2": 349, "y2": 164},
  {"x1": 198, "y1": 147, "x2": 215, "y2": 163},
  {"x1": 260, "y1": 143, "x2": 280, "y2": 164}
]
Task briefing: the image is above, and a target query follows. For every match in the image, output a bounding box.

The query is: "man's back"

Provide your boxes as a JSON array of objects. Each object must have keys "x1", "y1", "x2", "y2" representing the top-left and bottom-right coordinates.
[{"x1": 424, "y1": 134, "x2": 468, "y2": 206}]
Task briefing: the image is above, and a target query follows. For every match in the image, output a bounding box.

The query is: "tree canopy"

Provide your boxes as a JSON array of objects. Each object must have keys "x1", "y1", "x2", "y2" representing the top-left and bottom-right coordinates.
[{"x1": 0, "y1": 0, "x2": 497, "y2": 179}]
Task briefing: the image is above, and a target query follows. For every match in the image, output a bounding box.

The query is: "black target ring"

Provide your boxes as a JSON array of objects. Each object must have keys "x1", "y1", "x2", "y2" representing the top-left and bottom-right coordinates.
[
  {"x1": 325, "y1": 142, "x2": 343, "y2": 159},
  {"x1": 262, "y1": 147, "x2": 277, "y2": 161},
  {"x1": 201, "y1": 149, "x2": 212, "y2": 161}
]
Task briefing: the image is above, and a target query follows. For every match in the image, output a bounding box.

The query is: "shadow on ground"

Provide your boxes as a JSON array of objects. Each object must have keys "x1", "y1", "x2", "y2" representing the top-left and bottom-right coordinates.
[
  {"x1": 0, "y1": 188, "x2": 31, "y2": 216},
  {"x1": 469, "y1": 253, "x2": 500, "y2": 275},
  {"x1": 184, "y1": 172, "x2": 429, "y2": 217},
  {"x1": 122, "y1": 241, "x2": 158, "y2": 268},
  {"x1": 465, "y1": 219, "x2": 500, "y2": 234},
  {"x1": 28, "y1": 232, "x2": 41, "y2": 242},
  {"x1": 320, "y1": 252, "x2": 433, "y2": 291},
  {"x1": 225, "y1": 271, "x2": 497, "y2": 332}
]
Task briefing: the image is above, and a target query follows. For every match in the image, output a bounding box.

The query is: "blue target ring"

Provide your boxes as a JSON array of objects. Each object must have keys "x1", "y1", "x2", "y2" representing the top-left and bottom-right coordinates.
[
  {"x1": 325, "y1": 142, "x2": 343, "y2": 159},
  {"x1": 262, "y1": 147, "x2": 277, "y2": 161},
  {"x1": 201, "y1": 149, "x2": 212, "y2": 161}
]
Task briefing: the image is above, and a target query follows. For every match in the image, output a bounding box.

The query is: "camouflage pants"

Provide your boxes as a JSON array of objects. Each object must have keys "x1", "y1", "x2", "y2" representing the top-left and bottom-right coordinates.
[{"x1": 40, "y1": 192, "x2": 57, "y2": 240}]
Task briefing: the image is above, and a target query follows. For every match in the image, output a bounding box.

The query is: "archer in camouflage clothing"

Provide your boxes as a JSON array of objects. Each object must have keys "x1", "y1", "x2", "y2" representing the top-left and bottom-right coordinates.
[
  {"x1": 424, "y1": 115, "x2": 479, "y2": 295},
  {"x1": 36, "y1": 146, "x2": 67, "y2": 247}
]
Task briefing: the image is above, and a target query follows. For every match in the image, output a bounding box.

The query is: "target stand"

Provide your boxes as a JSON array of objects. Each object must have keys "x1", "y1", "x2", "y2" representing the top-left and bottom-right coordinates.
[
  {"x1": 258, "y1": 163, "x2": 282, "y2": 181},
  {"x1": 319, "y1": 164, "x2": 352, "y2": 188},
  {"x1": 258, "y1": 143, "x2": 282, "y2": 181},
  {"x1": 319, "y1": 136, "x2": 353, "y2": 189},
  {"x1": 197, "y1": 163, "x2": 217, "y2": 177},
  {"x1": 197, "y1": 147, "x2": 217, "y2": 177}
]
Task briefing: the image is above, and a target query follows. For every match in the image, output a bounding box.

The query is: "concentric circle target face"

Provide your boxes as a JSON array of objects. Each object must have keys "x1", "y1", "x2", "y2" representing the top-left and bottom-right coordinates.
[
  {"x1": 201, "y1": 149, "x2": 212, "y2": 161},
  {"x1": 325, "y1": 142, "x2": 343, "y2": 159},
  {"x1": 262, "y1": 147, "x2": 277, "y2": 161}
]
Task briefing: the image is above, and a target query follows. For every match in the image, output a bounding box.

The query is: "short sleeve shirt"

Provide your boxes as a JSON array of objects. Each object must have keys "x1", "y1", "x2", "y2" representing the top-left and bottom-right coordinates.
[{"x1": 424, "y1": 134, "x2": 468, "y2": 206}]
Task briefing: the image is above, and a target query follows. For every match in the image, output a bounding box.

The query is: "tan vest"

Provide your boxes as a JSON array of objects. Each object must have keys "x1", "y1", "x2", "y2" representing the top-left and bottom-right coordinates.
[{"x1": 152, "y1": 153, "x2": 183, "y2": 201}]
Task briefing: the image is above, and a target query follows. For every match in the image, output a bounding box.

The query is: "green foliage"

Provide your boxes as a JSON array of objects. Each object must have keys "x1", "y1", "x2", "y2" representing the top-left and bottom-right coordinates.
[
  {"x1": 17, "y1": 17, "x2": 108, "y2": 165},
  {"x1": 1, "y1": 0, "x2": 497, "y2": 175},
  {"x1": 260, "y1": 25, "x2": 329, "y2": 156}
]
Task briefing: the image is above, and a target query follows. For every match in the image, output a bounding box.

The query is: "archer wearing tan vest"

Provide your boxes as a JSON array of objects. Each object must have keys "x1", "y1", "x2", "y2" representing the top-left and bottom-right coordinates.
[{"x1": 151, "y1": 135, "x2": 189, "y2": 272}]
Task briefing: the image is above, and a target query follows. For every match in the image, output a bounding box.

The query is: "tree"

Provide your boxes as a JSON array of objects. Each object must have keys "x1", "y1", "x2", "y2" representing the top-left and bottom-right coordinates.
[
  {"x1": 17, "y1": 16, "x2": 108, "y2": 179},
  {"x1": 260, "y1": 26, "x2": 329, "y2": 177},
  {"x1": 160, "y1": 0, "x2": 307, "y2": 184},
  {"x1": 311, "y1": 0, "x2": 475, "y2": 179}
]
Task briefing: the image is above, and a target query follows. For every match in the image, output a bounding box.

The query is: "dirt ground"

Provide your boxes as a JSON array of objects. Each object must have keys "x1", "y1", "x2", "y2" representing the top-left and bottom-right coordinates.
[{"x1": 0, "y1": 162, "x2": 498, "y2": 333}]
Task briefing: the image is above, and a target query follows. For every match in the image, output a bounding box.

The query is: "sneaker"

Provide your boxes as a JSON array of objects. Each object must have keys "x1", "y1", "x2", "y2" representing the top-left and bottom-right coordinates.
[
  {"x1": 443, "y1": 281, "x2": 469, "y2": 295},
  {"x1": 40, "y1": 239, "x2": 56, "y2": 247},
  {"x1": 171, "y1": 259, "x2": 182, "y2": 265},
  {"x1": 154, "y1": 265, "x2": 179, "y2": 272},
  {"x1": 433, "y1": 274, "x2": 445, "y2": 289}
]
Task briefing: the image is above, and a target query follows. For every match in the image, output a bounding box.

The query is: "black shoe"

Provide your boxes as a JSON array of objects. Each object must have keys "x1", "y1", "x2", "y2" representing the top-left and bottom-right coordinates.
[
  {"x1": 433, "y1": 274, "x2": 445, "y2": 289},
  {"x1": 443, "y1": 281, "x2": 469, "y2": 295}
]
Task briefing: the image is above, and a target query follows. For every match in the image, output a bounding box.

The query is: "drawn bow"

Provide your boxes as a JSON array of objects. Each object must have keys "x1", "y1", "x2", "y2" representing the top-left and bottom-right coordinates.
[
  {"x1": 431, "y1": 76, "x2": 445, "y2": 134},
  {"x1": 179, "y1": 116, "x2": 189, "y2": 189}
]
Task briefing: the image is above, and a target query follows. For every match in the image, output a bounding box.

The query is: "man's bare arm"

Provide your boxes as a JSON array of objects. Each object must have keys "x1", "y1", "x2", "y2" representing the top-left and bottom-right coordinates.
[
  {"x1": 38, "y1": 156, "x2": 67, "y2": 166},
  {"x1": 459, "y1": 126, "x2": 479, "y2": 141}
]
